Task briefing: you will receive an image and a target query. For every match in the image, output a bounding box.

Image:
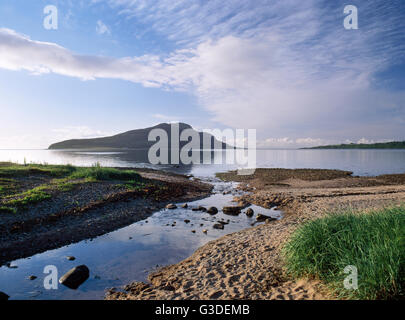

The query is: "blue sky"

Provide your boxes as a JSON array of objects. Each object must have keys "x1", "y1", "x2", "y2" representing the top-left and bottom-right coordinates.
[{"x1": 0, "y1": 0, "x2": 404, "y2": 148}]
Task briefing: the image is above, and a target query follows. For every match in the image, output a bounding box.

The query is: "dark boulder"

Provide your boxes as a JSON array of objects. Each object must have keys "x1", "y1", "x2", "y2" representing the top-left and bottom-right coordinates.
[
  {"x1": 0, "y1": 291, "x2": 9, "y2": 300},
  {"x1": 245, "y1": 208, "x2": 254, "y2": 217},
  {"x1": 207, "y1": 207, "x2": 218, "y2": 215},
  {"x1": 213, "y1": 223, "x2": 224, "y2": 230},
  {"x1": 192, "y1": 206, "x2": 207, "y2": 212},
  {"x1": 222, "y1": 206, "x2": 241, "y2": 216},
  {"x1": 59, "y1": 265, "x2": 90, "y2": 290},
  {"x1": 256, "y1": 214, "x2": 277, "y2": 222}
]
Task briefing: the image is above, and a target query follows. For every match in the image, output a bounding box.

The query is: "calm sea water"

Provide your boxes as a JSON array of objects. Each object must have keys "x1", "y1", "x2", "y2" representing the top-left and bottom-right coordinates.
[{"x1": 0, "y1": 148, "x2": 405, "y2": 177}]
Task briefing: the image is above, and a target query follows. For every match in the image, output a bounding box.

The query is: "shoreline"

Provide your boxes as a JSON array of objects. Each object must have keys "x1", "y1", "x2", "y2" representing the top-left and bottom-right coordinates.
[
  {"x1": 0, "y1": 166, "x2": 212, "y2": 266},
  {"x1": 106, "y1": 169, "x2": 405, "y2": 300}
]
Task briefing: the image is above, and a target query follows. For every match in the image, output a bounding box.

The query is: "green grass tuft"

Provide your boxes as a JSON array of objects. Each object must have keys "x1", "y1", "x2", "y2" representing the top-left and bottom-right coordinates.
[
  {"x1": 0, "y1": 206, "x2": 17, "y2": 214},
  {"x1": 282, "y1": 206, "x2": 405, "y2": 299},
  {"x1": 0, "y1": 162, "x2": 141, "y2": 182},
  {"x1": 5, "y1": 188, "x2": 52, "y2": 208},
  {"x1": 0, "y1": 162, "x2": 76, "y2": 178},
  {"x1": 69, "y1": 165, "x2": 141, "y2": 181}
]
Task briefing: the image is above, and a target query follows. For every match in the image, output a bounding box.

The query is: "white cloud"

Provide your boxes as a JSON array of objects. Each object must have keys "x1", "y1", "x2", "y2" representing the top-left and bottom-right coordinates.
[{"x1": 96, "y1": 20, "x2": 111, "y2": 35}]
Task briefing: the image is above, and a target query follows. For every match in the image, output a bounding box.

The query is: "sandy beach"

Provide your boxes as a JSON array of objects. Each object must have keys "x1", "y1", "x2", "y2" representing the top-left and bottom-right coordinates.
[{"x1": 106, "y1": 169, "x2": 405, "y2": 300}]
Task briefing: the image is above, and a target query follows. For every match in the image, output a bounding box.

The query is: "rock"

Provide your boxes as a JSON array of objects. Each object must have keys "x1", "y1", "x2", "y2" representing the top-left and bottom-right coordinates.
[
  {"x1": 191, "y1": 230, "x2": 196, "y2": 233},
  {"x1": 202, "y1": 229, "x2": 208, "y2": 234},
  {"x1": 256, "y1": 214, "x2": 277, "y2": 222},
  {"x1": 0, "y1": 291, "x2": 9, "y2": 300},
  {"x1": 59, "y1": 265, "x2": 90, "y2": 290},
  {"x1": 66, "y1": 256, "x2": 76, "y2": 261},
  {"x1": 166, "y1": 204, "x2": 177, "y2": 210},
  {"x1": 207, "y1": 207, "x2": 218, "y2": 215},
  {"x1": 245, "y1": 208, "x2": 254, "y2": 217},
  {"x1": 222, "y1": 206, "x2": 241, "y2": 216},
  {"x1": 213, "y1": 223, "x2": 224, "y2": 230},
  {"x1": 184, "y1": 219, "x2": 191, "y2": 224},
  {"x1": 28, "y1": 275, "x2": 37, "y2": 281},
  {"x1": 181, "y1": 203, "x2": 188, "y2": 208},
  {"x1": 192, "y1": 206, "x2": 207, "y2": 212},
  {"x1": 218, "y1": 220, "x2": 229, "y2": 225}
]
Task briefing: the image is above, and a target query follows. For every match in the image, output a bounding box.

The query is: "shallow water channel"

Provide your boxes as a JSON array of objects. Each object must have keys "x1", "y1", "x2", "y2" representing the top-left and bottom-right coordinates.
[{"x1": 0, "y1": 178, "x2": 282, "y2": 300}]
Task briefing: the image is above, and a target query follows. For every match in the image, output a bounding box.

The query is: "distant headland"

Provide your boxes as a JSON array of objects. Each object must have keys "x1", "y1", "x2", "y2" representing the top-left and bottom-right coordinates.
[{"x1": 302, "y1": 141, "x2": 405, "y2": 150}]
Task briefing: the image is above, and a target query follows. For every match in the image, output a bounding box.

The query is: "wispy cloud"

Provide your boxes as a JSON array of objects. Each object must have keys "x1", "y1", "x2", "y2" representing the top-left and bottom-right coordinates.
[{"x1": 96, "y1": 20, "x2": 111, "y2": 35}]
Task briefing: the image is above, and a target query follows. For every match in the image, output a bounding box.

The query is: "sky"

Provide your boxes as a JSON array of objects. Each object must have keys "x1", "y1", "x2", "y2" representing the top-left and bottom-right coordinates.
[{"x1": 0, "y1": 0, "x2": 404, "y2": 149}]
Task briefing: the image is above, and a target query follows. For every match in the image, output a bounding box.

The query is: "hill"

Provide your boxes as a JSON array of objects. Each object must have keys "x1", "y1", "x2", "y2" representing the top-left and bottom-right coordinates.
[
  {"x1": 48, "y1": 123, "x2": 230, "y2": 150},
  {"x1": 303, "y1": 141, "x2": 405, "y2": 149}
]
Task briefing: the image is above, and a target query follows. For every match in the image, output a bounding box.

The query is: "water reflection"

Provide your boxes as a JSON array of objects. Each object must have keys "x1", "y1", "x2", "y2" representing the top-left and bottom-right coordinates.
[{"x1": 1, "y1": 148, "x2": 405, "y2": 177}]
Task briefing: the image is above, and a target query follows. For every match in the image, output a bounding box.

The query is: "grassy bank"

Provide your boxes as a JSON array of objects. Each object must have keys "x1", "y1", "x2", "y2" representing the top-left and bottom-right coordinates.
[
  {"x1": 0, "y1": 162, "x2": 142, "y2": 213},
  {"x1": 283, "y1": 206, "x2": 404, "y2": 299},
  {"x1": 0, "y1": 162, "x2": 141, "y2": 181}
]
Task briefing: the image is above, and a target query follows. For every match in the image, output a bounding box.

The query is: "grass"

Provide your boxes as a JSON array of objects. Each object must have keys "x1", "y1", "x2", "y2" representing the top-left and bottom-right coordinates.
[
  {"x1": 5, "y1": 187, "x2": 52, "y2": 208},
  {"x1": 0, "y1": 162, "x2": 141, "y2": 181},
  {"x1": 0, "y1": 162, "x2": 76, "y2": 178},
  {"x1": 0, "y1": 162, "x2": 142, "y2": 213},
  {"x1": 282, "y1": 206, "x2": 405, "y2": 300},
  {"x1": 0, "y1": 178, "x2": 18, "y2": 195},
  {"x1": 69, "y1": 163, "x2": 141, "y2": 181},
  {"x1": 0, "y1": 206, "x2": 17, "y2": 214},
  {"x1": 122, "y1": 180, "x2": 147, "y2": 190}
]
